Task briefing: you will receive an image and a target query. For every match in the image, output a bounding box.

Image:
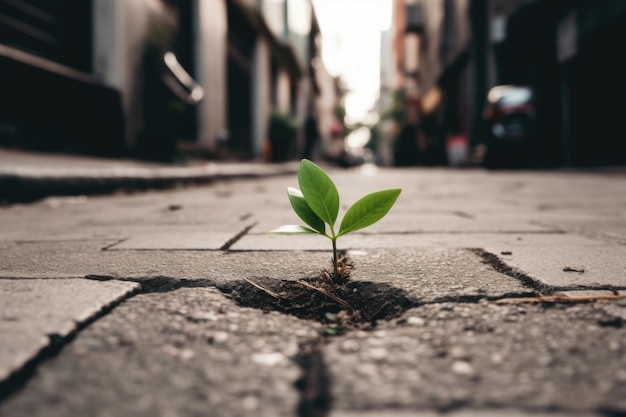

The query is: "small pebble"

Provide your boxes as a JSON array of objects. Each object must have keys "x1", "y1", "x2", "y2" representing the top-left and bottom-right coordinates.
[
  {"x1": 407, "y1": 316, "x2": 425, "y2": 326},
  {"x1": 451, "y1": 360, "x2": 475, "y2": 376}
]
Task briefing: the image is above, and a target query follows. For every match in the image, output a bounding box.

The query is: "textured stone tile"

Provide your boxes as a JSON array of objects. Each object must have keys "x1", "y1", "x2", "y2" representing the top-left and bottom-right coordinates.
[
  {"x1": 326, "y1": 302, "x2": 626, "y2": 413},
  {"x1": 0, "y1": 278, "x2": 138, "y2": 382},
  {"x1": 0, "y1": 288, "x2": 321, "y2": 417}
]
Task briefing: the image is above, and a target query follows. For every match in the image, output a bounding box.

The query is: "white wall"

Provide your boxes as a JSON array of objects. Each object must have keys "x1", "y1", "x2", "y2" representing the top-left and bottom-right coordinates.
[
  {"x1": 194, "y1": 0, "x2": 228, "y2": 152},
  {"x1": 252, "y1": 37, "x2": 271, "y2": 159},
  {"x1": 92, "y1": 0, "x2": 151, "y2": 146},
  {"x1": 276, "y1": 69, "x2": 291, "y2": 113}
]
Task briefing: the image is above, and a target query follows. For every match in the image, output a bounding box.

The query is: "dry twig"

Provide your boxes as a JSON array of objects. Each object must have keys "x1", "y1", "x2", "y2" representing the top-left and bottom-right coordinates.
[
  {"x1": 298, "y1": 280, "x2": 355, "y2": 313},
  {"x1": 494, "y1": 294, "x2": 626, "y2": 304},
  {"x1": 243, "y1": 277, "x2": 282, "y2": 299}
]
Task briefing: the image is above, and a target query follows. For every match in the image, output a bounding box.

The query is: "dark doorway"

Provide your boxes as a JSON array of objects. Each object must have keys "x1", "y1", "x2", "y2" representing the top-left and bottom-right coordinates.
[
  {"x1": 226, "y1": 0, "x2": 254, "y2": 158},
  {"x1": 569, "y1": 11, "x2": 626, "y2": 165}
]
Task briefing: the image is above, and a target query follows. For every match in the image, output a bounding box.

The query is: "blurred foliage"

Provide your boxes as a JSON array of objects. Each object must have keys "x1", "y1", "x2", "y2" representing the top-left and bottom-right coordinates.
[
  {"x1": 381, "y1": 88, "x2": 406, "y2": 123},
  {"x1": 268, "y1": 112, "x2": 299, "y2": 161},
  {"x1": 366, "y1": 123, "x2": 379, "y2": 151}
]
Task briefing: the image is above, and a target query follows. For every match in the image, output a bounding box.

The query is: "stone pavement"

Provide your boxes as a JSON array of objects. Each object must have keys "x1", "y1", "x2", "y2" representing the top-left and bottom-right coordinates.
[
  {"x1": 0, "y1": 148, "x2": 299, "y2": 203},
  {"x1": 0, "y1": 163, "x2": 625, "y2": 416}
]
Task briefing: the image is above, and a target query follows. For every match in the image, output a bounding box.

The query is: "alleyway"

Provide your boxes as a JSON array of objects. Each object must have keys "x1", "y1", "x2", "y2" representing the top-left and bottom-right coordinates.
[{"x1": 1, "y1": 165, "x2": 625, "y2": 416}]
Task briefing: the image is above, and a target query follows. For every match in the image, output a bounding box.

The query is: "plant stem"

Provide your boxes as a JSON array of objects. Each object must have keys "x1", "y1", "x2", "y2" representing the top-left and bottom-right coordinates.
[{"x1": 331, "y1": 238, "x2": 339, "y2": 282}]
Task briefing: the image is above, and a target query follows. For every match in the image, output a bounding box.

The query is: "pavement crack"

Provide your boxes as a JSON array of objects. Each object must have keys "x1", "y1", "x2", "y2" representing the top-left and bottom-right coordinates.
[
  {"x1": 294, "y1": 336, "x2": 332, "y2": 417},
  {"x1": 220, "y1": 222, "x2": 257, "y2": 251},
  {"x1": 470, "y1": 248, "x2": 556, "y2": 294},
  {"x1": 84, "y1": 275, "x2": 217, "y2": 293},
  {"x1": 0, "y1": 281, "x2": 140, "y2": 402},
  {"x1": 471, "y1": 248, "x2": 626, "y2": 295},
  {"x1": 218, "y1": 277, "x2": 412, "y2": 325},
  {"x1": 239, "y1": 212, "x2": 253, "y2": 221},
  {"x1": 452, "y1": 210, "x2": 474, "y2": 219},
  {"x1": 101, "y1": 238, "x2": 129, "y2": 251}
]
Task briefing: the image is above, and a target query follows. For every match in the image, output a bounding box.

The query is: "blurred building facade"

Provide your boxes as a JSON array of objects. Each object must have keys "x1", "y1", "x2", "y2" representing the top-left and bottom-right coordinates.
[
  {"x1": 381, "y1": 0, "x2": 626, "y2": 166},
  {"x1": 0, "y1": 0, "x2": 324, "y2": 161}
]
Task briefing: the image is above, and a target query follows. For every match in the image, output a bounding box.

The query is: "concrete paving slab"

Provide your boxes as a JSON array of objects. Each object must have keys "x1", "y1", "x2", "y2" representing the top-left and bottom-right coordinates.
[
  {"x1": 535, "y1": 218, "x2": 626, "y2": 244},
  {"x1": 0, "y1": 242, "x2": 532, "y2": 303},
  {"x1": 253, "y1": 210, "x2": 554, "y2": 236},
  {"x1": 325, "y1": 302, "x2": 626, "y2": 413},
  {"x1": 0, "y1": 241, "x2": 329, "y2": 281},
  {"x1": 0, "y1": 193, "x2": 251, "y2": 241},
  {"x1": 0, "y1": 288, "x2": 322, "y2": 417},
  {"x1": 483, "y1": 245, "x2": 626, "y2": 288},
  {"x1": 232, "y1": 231, "x2": 602, "y2": 251},
  {"x1": 0, "y1": 278, "x2": 138, "y2": 383},
  {"x1": 105, "y1": 228, "x2": 250, "y2": 250},
  {"x1": 0, "y1": 148, "x2": 299, "y2": 203},
  {"x1": 345, "y1": 248, "x2": 534, "y2": 302},
  {"x1": 0, "y1": 240, "x2": 121, "y2": 278}
]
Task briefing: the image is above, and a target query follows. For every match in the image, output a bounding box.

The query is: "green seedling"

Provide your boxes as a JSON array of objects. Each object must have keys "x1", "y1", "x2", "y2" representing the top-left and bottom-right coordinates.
[{"x1": 270, "y1": 159, "x2": 401, "y2": 282}]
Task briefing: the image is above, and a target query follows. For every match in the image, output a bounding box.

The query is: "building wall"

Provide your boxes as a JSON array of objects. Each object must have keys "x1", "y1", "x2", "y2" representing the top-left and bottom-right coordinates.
[
  {"x1": 92, "y1": 0, "x2": 154, "y2": 147},
  {"x1": 417, "y1": 0, "x2": 444, "y2": 95},
  {"x1": 252, "y1": 37, "x2": 271, "y2": 158},
  {"x1": 379, "y1": 5, "x2": 397, "y2": 115},
  {"x1": 275, "y1": 70, "x2": 292, "y2": 113},
  {"x1": 3, "y1": 0, "x2": 318, "y2": 161},
  {"x1": 195, "y1": 0, "x2": 228, "y2": 152},
  {"x1": 312, "y1": 57, "x2": 338, "y2": 158}
]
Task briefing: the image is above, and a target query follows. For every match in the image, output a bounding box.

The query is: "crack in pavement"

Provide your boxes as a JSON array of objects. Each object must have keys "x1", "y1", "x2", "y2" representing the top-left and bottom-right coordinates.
[
  {"x1": 5, "y1": 252, "x2": 625, "y2": 415},
  {"x1": 472, "y1": 248, "x2": 626, "y2": 294},
  {"x1": 295, "y1": 337, "x2": 332, "y2": 417},
  {"x1": 471, "y1": 248, "x2": 558, "y2": 294},
  {"x1": 0, "y1": 282, "x2": 140, "y2": 402},
  {"x1": 220, "y1": 222, "x2": 258, "y2": 251}
]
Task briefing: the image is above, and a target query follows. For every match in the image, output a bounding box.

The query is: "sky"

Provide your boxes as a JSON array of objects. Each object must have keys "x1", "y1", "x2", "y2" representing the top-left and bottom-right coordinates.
[{"x1": 311, "y1": 0, "x2": 393, "y2": 124}]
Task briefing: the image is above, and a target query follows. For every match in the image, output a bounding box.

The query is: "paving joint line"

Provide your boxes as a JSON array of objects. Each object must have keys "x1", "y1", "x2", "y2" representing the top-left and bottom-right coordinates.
[
  {"x1": 471, "y1": 248, "x2": 626, "y2": 296},
  {"x1": 62, "y1": 274, "x2": 336, "y2": 417},
  {"x1": 470, "y1": 248, "x2": 556, "y2": 294},
  {"x1": 0, "y1": 279, "x2": 141, "y2": 402},
  {"x1": 220, "y1": 222, "x2": 258, "y2": 251},
  {"x1": 101, "y1": 238, "x2": 128, "y2": 251},
  {"x1": 1, "y1": 276, "x2": 220, "y2": 401},
  {"x1": 295, "y1": 336, "x2": 332, "y2": 417},
  {"x1": 84, "y1": 275, "x2": 218, "y2": 293}
]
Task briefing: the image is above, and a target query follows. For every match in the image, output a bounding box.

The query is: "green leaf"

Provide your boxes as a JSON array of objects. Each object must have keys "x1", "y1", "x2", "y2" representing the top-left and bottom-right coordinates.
[
  {"x1": 338, "y1": 188, "x2": 401, "y2": 236},
  {"x1": 298, "y1": 159, "x2": 340, "y2": 227},
  {"x1": 268, "y1": 225, "x2": 320, "y2": 234},
  {"x1": 287, "y1": 187, "x2": 325, "y2": 234}
]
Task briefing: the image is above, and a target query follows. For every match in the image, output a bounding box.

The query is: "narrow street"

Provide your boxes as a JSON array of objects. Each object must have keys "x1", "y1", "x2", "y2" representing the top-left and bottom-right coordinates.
[{"x1": 1, "y1": 165, "x2": 625, "y2": 416}]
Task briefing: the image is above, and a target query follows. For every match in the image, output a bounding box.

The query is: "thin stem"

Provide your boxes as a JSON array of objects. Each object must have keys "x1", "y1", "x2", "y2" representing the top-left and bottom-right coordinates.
[{"x1": 331, "y1": 238, "x2": 339, "y2": 282}]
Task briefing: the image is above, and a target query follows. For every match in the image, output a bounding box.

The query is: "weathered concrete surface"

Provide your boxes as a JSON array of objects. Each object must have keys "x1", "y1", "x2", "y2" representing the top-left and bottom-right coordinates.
[
  {"x1": 232, "y1": 230, "x2": 602, "y2": 251},
  {"x1": 325, "y1": 301, "x2": 626, "y2": 414},
  {"x1": 345, "y1": 248, "x2": 534, "y2": 302},
  {"x1": 105, "y1": 228, "x2": 250, "y2": 250},
  {"x1": 1, "y1": 165, "x2": 626, "y2": 415},
  {"x1": 251, "y1": 209, "x2": 557, "y2": 235},
  {"x1": 0, "y1": 244, "x2": 532, "y2": 302},
  {"x1": 0, "y1": 288, "x2": 321, "y2": 417},
  {"x1": 0, "y1": 190, "x2": 254, "y2": 241},
  {"x1": 483, "y1": 245, "x2": 626, "y2": 288},
  {"x1": 0, "y1": 148, "x2": 299, "y2": 203},
  {"x1": 0, "y1": 278, "x2": 138, "y2": 382},
  {"x1": 0, "y1": 242, "x2": 329, "y2": 280}
]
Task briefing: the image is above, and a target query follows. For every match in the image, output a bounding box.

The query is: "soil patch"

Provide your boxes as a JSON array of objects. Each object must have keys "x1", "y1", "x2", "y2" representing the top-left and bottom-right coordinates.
[{"x1": 219, "y1": 262, "x2": 413, "y2": 328}]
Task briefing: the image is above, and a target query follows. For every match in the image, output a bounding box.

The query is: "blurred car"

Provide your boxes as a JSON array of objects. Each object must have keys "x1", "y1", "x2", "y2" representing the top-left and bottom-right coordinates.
[{"x1": 483, "y1": 85, "x2": 536, "y2": 168}]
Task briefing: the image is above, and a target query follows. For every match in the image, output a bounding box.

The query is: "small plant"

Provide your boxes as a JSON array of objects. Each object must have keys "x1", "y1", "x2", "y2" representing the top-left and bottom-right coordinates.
[{"x1": 270, "y1": 159, "x2": 401, "y2": 282}]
